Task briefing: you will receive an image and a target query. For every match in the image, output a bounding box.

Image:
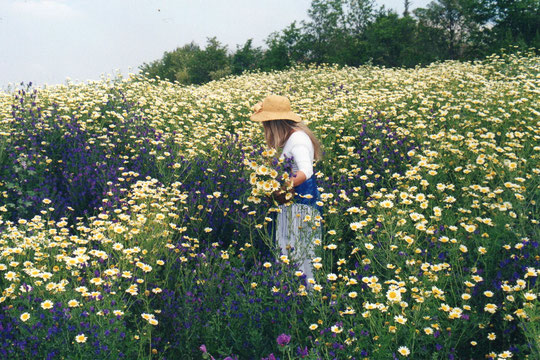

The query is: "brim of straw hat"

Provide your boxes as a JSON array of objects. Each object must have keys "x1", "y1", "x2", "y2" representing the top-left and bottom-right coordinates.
[{"x1": 250, "y1": 110, "x2": 301, "y2": 122}]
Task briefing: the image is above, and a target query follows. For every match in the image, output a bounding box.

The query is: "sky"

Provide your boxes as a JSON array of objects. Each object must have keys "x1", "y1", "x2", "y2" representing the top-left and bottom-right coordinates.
[{"x1": 0, "y1": 0, "x2": 433, "y2": 89}]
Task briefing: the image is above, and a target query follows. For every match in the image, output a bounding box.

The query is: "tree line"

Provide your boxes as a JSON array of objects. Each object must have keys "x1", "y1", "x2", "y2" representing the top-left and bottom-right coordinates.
[{"x1": 140, "y1": 0, "x2": 540, "y2": 85}]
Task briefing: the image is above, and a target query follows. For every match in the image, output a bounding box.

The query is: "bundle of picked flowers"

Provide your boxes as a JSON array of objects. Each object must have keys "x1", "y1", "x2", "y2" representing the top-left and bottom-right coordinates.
[{"x1": 244, "y1": 148, "x2": 295, "y2": 206}]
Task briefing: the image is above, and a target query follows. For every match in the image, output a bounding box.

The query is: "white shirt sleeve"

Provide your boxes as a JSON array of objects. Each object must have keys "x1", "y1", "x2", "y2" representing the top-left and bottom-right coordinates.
[{"x1": 290, "y1": 144, "x2": 313, "y2": 180}]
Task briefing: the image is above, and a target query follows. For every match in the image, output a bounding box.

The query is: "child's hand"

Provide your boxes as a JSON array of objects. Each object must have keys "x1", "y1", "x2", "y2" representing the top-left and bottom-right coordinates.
[{"x1": 270, "y1": 186, "x2": 295, "y2": 205}]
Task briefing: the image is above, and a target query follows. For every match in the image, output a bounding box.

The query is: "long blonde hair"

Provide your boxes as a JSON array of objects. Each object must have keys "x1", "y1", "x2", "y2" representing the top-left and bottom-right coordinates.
[{"x1": 262, "y1": 120, "x2": 322, "y2": 161}]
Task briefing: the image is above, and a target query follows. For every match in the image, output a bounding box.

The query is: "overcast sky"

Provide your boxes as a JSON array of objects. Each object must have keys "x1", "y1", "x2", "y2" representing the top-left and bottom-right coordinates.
[{"x1": 0, "y1": 0, "x2": 432, "y2": 89}]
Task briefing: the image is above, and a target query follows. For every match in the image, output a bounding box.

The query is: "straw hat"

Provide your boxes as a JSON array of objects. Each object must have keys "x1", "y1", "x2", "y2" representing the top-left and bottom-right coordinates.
[{"x1": 250, "y1": 95, "x2": 301, "y2": 122}]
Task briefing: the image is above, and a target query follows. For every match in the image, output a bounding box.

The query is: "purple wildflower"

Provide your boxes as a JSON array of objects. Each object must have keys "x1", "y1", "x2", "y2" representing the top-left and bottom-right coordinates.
[{"x1": 276, "y1": 333, "x2": 291, "y2": 346}]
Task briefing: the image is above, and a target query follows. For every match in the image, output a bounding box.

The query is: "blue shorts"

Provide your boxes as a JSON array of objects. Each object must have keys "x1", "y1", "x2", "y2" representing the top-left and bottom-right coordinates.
[{"x1": 293, "y1": 176, "x2": 323, "y2": 214}]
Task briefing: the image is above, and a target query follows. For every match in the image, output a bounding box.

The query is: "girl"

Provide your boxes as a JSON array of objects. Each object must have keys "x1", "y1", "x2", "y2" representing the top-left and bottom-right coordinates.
[{"x1": 251, "y1": 94, "x2": 322, "y2": 285}]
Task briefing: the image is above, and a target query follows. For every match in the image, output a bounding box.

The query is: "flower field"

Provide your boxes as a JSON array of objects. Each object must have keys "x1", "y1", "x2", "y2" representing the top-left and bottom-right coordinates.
[{"x1": 0, "y1": 49, "x2": 538, "y2": 359}]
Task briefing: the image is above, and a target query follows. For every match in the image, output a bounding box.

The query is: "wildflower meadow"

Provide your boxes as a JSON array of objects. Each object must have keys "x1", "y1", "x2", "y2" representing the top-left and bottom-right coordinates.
[{"x1": 0, "y1": 48, "x2": 538, "y2": 359}]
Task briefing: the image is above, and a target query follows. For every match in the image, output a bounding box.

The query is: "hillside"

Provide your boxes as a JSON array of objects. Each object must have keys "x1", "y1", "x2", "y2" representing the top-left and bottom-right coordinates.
[{"x1": 0, "y1": 50, "x2": 538, "y2": 359}]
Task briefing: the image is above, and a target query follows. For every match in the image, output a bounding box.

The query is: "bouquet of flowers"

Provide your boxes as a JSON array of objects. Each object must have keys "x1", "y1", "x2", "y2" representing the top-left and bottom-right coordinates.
[{"x1": 244, "y1": 148, "x2": 295, "y2": 206}]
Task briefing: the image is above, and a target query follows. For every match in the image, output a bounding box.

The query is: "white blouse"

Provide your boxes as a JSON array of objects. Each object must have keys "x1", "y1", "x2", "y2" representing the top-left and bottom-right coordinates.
[{"x1": 280, "y1": 131, "x2": 314, "y2": 180}]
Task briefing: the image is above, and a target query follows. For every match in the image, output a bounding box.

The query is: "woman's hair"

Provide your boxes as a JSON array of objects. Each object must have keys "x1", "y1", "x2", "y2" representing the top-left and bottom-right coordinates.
[{"x1": 262, "y1": 120, "x2": 322, "y2": 161}]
